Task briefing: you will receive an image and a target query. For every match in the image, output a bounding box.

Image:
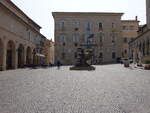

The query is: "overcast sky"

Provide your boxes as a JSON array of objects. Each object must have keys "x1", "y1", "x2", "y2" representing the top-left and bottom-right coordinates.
[{"x1": 12, "y1": 0, "x2": 146, "y2": 40}]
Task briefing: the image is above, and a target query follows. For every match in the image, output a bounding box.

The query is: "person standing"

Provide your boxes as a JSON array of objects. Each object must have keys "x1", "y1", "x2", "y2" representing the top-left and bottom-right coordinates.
[{"x1": 57, "y1": 60, "x2": 61, "y2": 69}]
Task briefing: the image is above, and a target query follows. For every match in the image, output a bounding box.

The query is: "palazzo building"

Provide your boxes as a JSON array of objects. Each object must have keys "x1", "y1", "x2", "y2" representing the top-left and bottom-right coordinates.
[
  {"x1": 0, "y1": 0, "x2": 47, "y2": 71},
  {"x1": 53, "y1": 12, "x2": 123, "y2": 65},
  {"x1": 44, "y1": 39, "x2": 55, "y2": 65},
  {"x1": 129, "y1": 0, "x2": 150, "y2": 63},
  {"x1": 121, "y1": 18, "x2": 139, "y2": 58}
]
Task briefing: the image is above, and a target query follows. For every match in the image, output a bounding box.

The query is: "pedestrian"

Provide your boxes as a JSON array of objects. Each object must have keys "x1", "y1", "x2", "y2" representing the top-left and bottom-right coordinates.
[
  {"x1": 57, "y1": 60, "x2": 61, "y2": 69},
  {"x1": 49, "y1": 62, "x2": 52, "y2": 67}
]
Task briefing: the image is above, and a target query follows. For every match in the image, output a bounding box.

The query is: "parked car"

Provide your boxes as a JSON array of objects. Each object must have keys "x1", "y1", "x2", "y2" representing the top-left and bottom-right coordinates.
[
  {"x1": 129, "y1": 58, "x2": 133, "y2": 63},
  {"x1": 121, "y1": 58, "x2": 133, "y2": 64},
  {"x1": 116, "y1": 57, "x2": 121, "y2": 63},
  {"x1": 120, "y1": 58, "x2": 125, "y2": 64}
]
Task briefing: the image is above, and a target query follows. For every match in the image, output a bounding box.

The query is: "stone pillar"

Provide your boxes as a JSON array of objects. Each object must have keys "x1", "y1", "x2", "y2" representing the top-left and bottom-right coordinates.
[
  {"x1": 30, "y1": 48, "x2": 33, "y2": 64},
  {"x1": 24, "y1": 47, "x2": 27, "y2": 66},
  {"x1": 2, "y1": 42, "x2": 7, "y2": 71},
  {"x1": 14, "y1": 46, "x2": 18, "y2": 69}
]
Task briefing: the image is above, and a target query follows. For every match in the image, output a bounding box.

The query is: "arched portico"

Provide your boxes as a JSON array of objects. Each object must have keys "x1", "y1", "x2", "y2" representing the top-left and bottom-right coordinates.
[
  {"x1": 6, "y1": 40, "x2": 16, "y2": 69},
  {"x1": 18, "y1": 44, "x2": 25, "y2": 68}
]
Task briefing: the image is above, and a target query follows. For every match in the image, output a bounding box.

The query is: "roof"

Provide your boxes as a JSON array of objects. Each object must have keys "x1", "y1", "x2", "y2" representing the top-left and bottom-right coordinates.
[
  {"x1": 52, "y1": 12, "x2": 124, "y2": 17},
  {"x1": 0, "y1": 0, "x2": 47, "y2": 40},
  {"x1": 137, "y1": 24, "x2": 147, "y2": 32},
  {"x1": 5, "y1": 0, "x2": 41, "y2": 29},
  {"x1": 129, "y1": 28, "x2": 150, "y2": 44},
  {"x1": 121, "y1": 20, "x2": 140, "y2": 23}
]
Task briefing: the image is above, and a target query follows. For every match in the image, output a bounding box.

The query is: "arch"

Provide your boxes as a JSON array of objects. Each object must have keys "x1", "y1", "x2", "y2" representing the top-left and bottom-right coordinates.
[
  {"x1": 6, "y1": 40, "x2": 16, "y2": 69},
  {"x1": 26, "y1": 46, "x2": 32, "y2": 65},
  {"x1": 18, "y1": 44, "x2": 25, "y2": 68},
  {"x1": 0, "y1": 39, "x2": 4, "y2": 71}
]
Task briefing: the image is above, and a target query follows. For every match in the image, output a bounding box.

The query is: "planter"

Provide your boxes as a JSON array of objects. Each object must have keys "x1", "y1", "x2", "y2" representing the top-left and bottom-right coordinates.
[{"x1": 144, "y1": 65, "x2": 150, "y2": 70}]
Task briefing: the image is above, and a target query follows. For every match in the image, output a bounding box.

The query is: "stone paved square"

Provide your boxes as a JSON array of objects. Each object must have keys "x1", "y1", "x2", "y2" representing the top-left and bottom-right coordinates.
[{"x1": 0, "y1": 64, "x2": 150, "y2": 113}]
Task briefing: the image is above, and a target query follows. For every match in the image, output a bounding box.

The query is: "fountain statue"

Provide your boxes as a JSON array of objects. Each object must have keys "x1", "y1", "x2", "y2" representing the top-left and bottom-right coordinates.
[{"x1": 70, "y1": 48, "x2": 95, "y2": 71}]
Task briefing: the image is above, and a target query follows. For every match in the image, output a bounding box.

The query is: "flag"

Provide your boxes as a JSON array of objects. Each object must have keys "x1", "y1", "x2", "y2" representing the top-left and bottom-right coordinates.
[{"x1": 88, "y1": 34, "x2": 94, "y2": 39}]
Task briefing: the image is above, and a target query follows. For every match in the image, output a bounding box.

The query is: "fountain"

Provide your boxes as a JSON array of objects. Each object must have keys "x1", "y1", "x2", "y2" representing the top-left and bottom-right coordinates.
[
  {"x1": 70, "y1": 48, "x2": 96, "y2": 71},
  {"x1": 70, "y1": 33, "x2": 97, "y2": 71}
]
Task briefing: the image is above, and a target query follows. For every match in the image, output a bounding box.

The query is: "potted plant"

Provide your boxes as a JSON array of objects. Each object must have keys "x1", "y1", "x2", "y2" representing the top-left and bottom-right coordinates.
[{"x1": 144, "y1": 60, "x2": 150, "y2": 70}]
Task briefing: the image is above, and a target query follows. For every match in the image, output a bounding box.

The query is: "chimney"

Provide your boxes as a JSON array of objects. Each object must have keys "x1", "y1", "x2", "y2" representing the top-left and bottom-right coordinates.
[{"x1": 135, "y1": 16, "x2": 138, "y2": 21}]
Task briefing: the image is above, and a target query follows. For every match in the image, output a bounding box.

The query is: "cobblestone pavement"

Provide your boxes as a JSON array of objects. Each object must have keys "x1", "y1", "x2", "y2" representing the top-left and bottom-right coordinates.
[{"x1": 0, "y1": 64, "x2": 150, "y2": 113}]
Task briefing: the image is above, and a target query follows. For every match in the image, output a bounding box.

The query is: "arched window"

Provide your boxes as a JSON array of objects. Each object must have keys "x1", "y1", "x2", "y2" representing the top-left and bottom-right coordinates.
[
  {"x1": 60, "y1": 21, "x2": 65, "y2": 30},
  {"x1": 99, "y1": 35, "x2": 103, "y2": 43},
  {"x1": 99, "y1": 22, "x2": 103, "y2": 31},
  {"x1": 72, "y1": 34, "x2": 79, "y2": 43},
  {"x1": 85, "y1": 22, "x2": 92, "y2": 31},
  {"x1": 60, "y1": 35, "x2": 66, "y2": 42}
]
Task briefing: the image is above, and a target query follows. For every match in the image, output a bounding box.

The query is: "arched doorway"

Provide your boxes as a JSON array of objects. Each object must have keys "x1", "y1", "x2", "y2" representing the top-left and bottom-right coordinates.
[
  {"x1": 26, "y1": 46, "x2": 32, "y2": 66},
  {"x1": 6, "y1": 40, "x2": 16, "y2": 69},
  {"x1": 18, "y1": 44, "x2": 24, "y2": 68},
  {"x1": 0, "y1": 39, "x2": 4, "y2": 71}
]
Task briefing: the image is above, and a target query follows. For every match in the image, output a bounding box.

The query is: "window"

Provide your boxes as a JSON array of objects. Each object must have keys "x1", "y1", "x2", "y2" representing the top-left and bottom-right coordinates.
[
  {"x1": 60, "y1": 35, "x2": 66, "y2": 42},
  {"x1": 112, "y1": 39, "x2": 115, "y2": 43},
  {"x1": 112, "y1": 23, "x2": 115, "y2": 28},
  {"x1": 84, "y1": 34, "x2": 89, "y2": 42},
  {"x1": 72, "y1": 34, "x2": 79, "y2": 42},
  {"x1": 61, "y1": 53, "x2": 65, "y2": 59},
  {"x1": 73, "y1": 22, "x2": 79, "y2": 29},
  {"x1": 85, "y1": 22, "x2": 91, "y2": 31},
  {"x1": 122, "y1": 26, "x2": 128, "y2": 30},
  {"x1": 60, "y1": 21, "x2": 65, "y2": 30},
  {"x1": 99, "y1": 52, "x2": 103, "y2": 58},
  {"x1": 112, "y1": 52, "x2": 116, "y2": 59},
  {"x1": 99, "y1": 23, "x2": 103, "y2": 31},
  {"x1": 130, "y1": 26, "x2": 134, "y2": 30},
  {"x1": 99, "y1": 35, "x2": 103, "y2": 43},
  {"x1": 74, "y1": 52, "x2": 77, "y2": 58},
  {"x1": 112, "y1": 35, "x2": 115, "y2": 44},
  {"x1": 124, "y1": 38, "x2": 128, "y2": 43},
  {"x1": 124, "y1": 49, "x2": 127, "y2": 54}
]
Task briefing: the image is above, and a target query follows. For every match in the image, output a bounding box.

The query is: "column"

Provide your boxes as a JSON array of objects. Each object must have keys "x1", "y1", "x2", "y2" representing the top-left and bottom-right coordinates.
[
  {"x1": 2, "y1": 42, "x2": 7, "y2": 70},
  {"x1": 24, "y1": 48, "x2": 27, "y2": 66},
  {"x1": 30, "y1": 49, "x2": 33, "y2": 64},
  {"x1": 14, "y1": 47, "x2": 18, "y2": 69}
]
